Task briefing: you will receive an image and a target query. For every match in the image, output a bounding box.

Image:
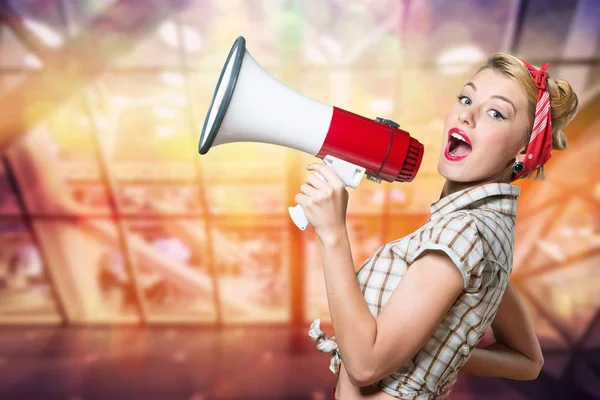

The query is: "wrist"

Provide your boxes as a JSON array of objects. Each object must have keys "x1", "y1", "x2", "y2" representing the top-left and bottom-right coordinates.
[{"x1": 317, "y1": 225, "x2": 348, "y2": 247}]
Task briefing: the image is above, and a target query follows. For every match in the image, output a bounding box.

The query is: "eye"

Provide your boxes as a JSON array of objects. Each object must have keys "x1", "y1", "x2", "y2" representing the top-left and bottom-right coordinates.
[
  {"x1": 457, "y1": 95, "x2": 471, "y2": 105},
  {"x1": 487, "y1": 109, "x2": 506, "y2": 120}
]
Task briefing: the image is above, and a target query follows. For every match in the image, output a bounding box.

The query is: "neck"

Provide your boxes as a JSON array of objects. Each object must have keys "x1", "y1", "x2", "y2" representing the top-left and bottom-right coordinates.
[
  {"x1": 440, "y1": 157, "x2": 519, "y2": 199},
  {"x1": 440, "y1": 180, "x2": 478, "y2": 198},
  {"x1": 440, "y1": 172, "x2": 512, "y2": 199}
]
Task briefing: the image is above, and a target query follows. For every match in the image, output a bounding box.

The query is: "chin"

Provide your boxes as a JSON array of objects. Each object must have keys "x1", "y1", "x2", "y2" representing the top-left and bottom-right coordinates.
[
  {"x1": 438, "y1": 161, "x2": 507, "y2": 185},
  {"x1": 437, "y1": 158, "x2": 472, "y2": 183}
]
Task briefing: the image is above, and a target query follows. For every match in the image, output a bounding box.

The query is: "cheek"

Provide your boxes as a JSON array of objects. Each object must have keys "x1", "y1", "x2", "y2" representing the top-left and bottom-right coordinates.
[
  {"x1": 442, "y1": 108, "x2": 458, "y2": 138},
  {"x1": 444, "y1": 106, "x2": 458, "y2": 127},
  {"x1": 479, "y1": 127, "x2": 517, "y2": 159}
]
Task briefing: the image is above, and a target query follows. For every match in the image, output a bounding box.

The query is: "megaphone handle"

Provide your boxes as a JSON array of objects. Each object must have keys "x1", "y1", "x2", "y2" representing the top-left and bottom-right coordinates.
[
  {"x1": 288, "y1": 172, "x2": 325, "y2": 231},
  {"x1": 288, "y1": 155, "x2": 366, "y2": 231},
  {"x1": 289, "y1": 203, "x2": 310, "y2": 231}
]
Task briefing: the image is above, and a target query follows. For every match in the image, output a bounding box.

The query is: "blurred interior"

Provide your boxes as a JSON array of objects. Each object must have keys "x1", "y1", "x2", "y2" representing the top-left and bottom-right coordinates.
[{"x1": 0, "y1": 0, "x2": 599, "y2": 399}]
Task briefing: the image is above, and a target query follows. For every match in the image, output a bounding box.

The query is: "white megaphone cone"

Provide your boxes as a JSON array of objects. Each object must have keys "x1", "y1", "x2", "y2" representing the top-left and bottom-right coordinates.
[{"x1": 199, "y1": 37, "x2": 424, "y2": 231}]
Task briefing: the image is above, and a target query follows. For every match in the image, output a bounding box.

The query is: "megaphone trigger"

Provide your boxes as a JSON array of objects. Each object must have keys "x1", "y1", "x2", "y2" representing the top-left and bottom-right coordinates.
[{"x1": 322, "y1": 155, "x2": 366, "y2": 189}]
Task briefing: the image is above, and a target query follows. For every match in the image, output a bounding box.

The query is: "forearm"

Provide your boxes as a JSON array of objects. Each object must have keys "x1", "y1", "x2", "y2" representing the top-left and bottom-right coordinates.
[
  {"x1": 319, "y1": 229, "x2": 377, "y2": 382},
  {"x1": 461, "y1": 342, "x2": 543, "y2": 380}
]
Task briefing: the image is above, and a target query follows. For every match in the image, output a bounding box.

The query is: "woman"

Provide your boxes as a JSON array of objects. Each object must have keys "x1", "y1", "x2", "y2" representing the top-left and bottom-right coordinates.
[{"x1": 297, "y1": 53, "x2": 579, "y2": 399}]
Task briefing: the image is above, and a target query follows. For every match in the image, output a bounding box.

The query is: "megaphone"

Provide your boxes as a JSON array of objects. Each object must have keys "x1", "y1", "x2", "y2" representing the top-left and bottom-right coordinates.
[{"x1": 198, "y1": 36, "x2": 424, "y2": 230}]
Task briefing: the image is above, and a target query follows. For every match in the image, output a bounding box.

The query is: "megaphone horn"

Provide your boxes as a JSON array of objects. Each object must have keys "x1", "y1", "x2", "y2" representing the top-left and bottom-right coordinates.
[{"x1": 199, "y1": 36, "x2": 424, "y2": 230}]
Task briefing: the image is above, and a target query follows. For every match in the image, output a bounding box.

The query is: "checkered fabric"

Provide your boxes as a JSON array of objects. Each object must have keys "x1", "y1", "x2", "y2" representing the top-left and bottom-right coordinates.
[{"x1": 314, "y1": 182, "x2": 521, "y2": 399}]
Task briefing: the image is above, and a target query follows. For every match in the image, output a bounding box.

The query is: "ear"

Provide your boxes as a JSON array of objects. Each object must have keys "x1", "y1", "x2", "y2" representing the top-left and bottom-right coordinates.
[
  {"x1": 514, "y1": 136, "x2": 529, "y2": 164},
  {"x1": 515, "y1": 147, "x2": 527, "y2": 163}
]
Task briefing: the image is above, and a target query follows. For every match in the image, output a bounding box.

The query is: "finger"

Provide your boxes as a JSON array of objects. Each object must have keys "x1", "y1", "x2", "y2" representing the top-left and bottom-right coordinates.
[
  {"x1": 307, "y1": 163, "x2": 340, "y2": 186},
  {"x1": 444, "y1": 379, "x2": 456, "y2": 389},
  {"x1": 294, "y1": 193, "x2": 310, "y2": 208},
  {"x1": 441, "y1": 380, "x2": 456, "y2": 394},
  {"x1": 300, "y1": 183, "x2": 318, "y2": 196},
  {"x1": 306, "y1": 173, "x2": 329, "y2": 190}
]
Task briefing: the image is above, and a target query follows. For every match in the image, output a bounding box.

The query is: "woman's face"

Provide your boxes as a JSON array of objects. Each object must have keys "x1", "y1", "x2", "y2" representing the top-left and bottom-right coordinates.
[{"x1": 439, "y1": 68, "x2": 531, "y2": 183}]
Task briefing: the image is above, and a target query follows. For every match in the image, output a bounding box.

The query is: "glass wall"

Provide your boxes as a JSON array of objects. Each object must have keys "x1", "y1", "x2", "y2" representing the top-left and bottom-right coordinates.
[{"x1": 0, "y1": 0, "x2": 597, "y2": 336}]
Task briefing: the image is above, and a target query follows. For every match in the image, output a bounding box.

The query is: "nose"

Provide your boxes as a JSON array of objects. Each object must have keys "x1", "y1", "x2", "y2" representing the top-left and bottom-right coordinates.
[{"x1": 458, "y1": 109, "x2": 475, "y2": 127}]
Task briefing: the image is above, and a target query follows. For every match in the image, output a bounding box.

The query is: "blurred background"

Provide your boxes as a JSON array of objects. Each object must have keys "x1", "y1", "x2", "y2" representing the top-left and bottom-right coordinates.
[{"x1": 0, "y1": 0, "x2": 598, "y2": 399}]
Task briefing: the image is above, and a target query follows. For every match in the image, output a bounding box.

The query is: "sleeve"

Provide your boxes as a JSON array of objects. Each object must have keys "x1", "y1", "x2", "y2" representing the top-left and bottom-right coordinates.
[{"x1": 409, "y1": 213, "x2": 485, "y2": 291}]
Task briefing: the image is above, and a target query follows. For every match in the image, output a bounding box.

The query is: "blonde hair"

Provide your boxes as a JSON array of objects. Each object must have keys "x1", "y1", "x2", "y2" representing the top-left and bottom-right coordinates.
[{"x1": 478, "y1": 53, "x2": 579, "y2": 180}]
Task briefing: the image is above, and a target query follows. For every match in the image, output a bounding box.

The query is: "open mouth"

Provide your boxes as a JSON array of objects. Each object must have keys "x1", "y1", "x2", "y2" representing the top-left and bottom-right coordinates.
[{"x1": 446, "y1": 130, "x2": 472, "y2": 160}]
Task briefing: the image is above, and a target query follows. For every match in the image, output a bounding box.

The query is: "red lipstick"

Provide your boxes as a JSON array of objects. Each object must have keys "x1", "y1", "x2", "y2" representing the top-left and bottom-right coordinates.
[{"x1": 444, "y1": 128, "x2": 472, "y2": 162}]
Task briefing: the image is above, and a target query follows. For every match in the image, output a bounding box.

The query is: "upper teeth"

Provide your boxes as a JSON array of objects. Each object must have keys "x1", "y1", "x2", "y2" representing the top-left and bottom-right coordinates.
[{"x1": 451, "y1": 133, "x2": 468, "y2": 144}]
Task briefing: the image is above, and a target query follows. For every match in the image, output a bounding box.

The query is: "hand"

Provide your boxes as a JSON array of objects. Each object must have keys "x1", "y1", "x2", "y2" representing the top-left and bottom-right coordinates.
[
  {"x1": 294, "y1": 163, "x2": 349, "y2": 244},
  {"x1": 434, "y1": 373, "x2": 458, "y2": 399}
]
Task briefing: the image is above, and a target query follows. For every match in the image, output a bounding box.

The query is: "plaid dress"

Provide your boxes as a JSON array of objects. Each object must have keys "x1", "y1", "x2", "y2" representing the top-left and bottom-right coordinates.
[{"x1": 311, "y1": 182, "x2": 521, "y2": 399}]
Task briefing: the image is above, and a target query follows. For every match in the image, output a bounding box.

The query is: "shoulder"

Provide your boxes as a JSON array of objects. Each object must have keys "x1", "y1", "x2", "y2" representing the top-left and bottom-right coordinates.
[
  {"x1": 423, "y1": 211, "x2": 482, "y2": 247},
  {"x1": 405, "y1": 211, "x2": 485, "y2": 290},
  {"x1": 463, "y1": 208, "x2": 517, "y2": 271}
]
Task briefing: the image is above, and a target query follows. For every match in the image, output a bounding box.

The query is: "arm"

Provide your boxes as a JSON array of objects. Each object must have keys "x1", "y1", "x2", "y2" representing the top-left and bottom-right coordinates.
[
  {"x1": 320, "y1": 233, "x2": 464, "y2": 387},
  {"x1": 295, "y1": 163, "x2": 463, "y2": 387},
  {"x1": 461, "y1": 283, "x2": 544, "y2": 380}
]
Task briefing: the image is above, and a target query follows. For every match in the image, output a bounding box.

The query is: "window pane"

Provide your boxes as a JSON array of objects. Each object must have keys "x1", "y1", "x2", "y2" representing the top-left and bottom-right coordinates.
[
  {"x1": 516, "y1": 0, "x2": 579, "y2": 59},
  {"x1": 0, "y1": 26, "x2": 39, "y2": 69},
  {"x1": 6, "y1": 119, "x2": 111, "y2": 216},
  {"x1": 180, "y1": 0, "x2": 287, "y2": 69},
  {"x1": 116, "y1": 184, "x2": 204, "y2": 216},
  {"x1": 404, "y1": 0, "x2": 514, "y2": 64},
  {"x1": 519, "y1": 292, "x2": 569, "y2": 349},
  {"x1": 202, "y1": 153, "x2": 287, "y2": 185},
  {"x1": 63, "y1": 0, "x2": 116, "y2": 31},
  {"x1": 8, "y1": 0, "x2": 63, "y2": 27},
  {"x1": 389, "y1": 178, "x2": 443, "y2": 214},
  {"x1": 0, "y1": 163, "x2": 20, "y2": 216},
  {"x1": 524, "y1": 252, "x2": 600, "y2": 342},
  {"x1": 347, "y1": 218, "x2": 383, "y2": 270},
  {"x1": 0, "y1": 74, "x2": 27, "y2": 96},
  {"x1": 86, "y1": 72, "x2": 200, "y2": 214},
  {"x1": 207, "y1": 184, "x2": 285, "y2": 216},
  {"x1": 347, "y1": 182, "x2": 386, "y2": 216},
  {"x1": 34, "y1": 218, "x2": 140, "y2": 323},
  {"x1": 126, "y1": 219, "x2": 217, "y2": 323},
  {"x1": 0, "y1": 218, "x2": 61, "y2": 323},
  {"x1": 7, "y1": 0, "x2": 65, "y2": 66},
  {"x1": 117, "y1": 20, "x2": 182, "y2": 67},
  {"x1": 215, "y1": 220, "x2": 290, "y2": 323},
  {"x1": 301, "y1": 0, "x2": 404, "y2": 67},
  {"x1": 89, "y1": 72, "x2": 195, "y2": 164},
  {"x1": 398, "y1": 69, "x2": 477, "y2": 124}
]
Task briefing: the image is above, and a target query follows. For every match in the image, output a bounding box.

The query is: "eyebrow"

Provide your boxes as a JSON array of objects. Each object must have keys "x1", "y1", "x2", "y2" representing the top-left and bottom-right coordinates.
[
  {"x1": 491, "y1": 95, "x2": 516, "y2": 114},
  {"x1": 463, "y1": 82, "x2": 517, "y2": 114}
]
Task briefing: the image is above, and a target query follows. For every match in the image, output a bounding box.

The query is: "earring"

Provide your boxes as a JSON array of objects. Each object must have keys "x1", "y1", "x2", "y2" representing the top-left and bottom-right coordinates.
[{"x1": 512, "y1": 161, "x2": 525, "y2": 174}]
